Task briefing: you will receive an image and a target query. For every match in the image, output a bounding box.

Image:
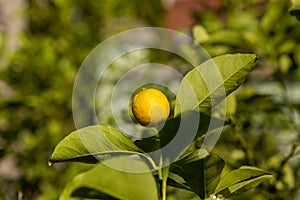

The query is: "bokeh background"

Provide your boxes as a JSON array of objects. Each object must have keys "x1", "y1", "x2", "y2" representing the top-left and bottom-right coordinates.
[{"x1": 0, "y1": 0, "x2": 299, "y2": 199}]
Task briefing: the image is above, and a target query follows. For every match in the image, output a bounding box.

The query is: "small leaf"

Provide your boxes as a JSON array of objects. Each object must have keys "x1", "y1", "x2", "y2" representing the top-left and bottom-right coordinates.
[
  {"x1": 228, "y1": 174, "x2": 274, "y2": 193},
  {"x1": 261, "y1": 3, "x2": 284, "y2": 32},
  {"x1": 59, "y1": 156, "x2": 159, "y2": 200},
  {"x1": 289, "y1": 0, "x2": 300, "y2": 21},
  {"x1": 174, "y1": 148, "x2": 210, "y2": 165},
  {"x1": 279, "y1": 54, "x2": 293, "y2": 74},
  {"x1": 165, "y1": 173, "x2": 191, "y2": 191},
  {"x1": 214, "y1": 166, "x2": 274, "y2": 196},
  {"x1": 193, "y1": 25, "x2": 210, "y2": 43},
  {"x1": 174, "y1": 54, "x2": 258, "y2": 116},
  {"x1": 49, "y1": 125, "x2": 145, "y2": 165},
  {"x1": 170, "y1": 153, "x2": 225, "y2": 199},
  {"x1": 205, "y1": 30, "x2": 248, "y2": 48}
]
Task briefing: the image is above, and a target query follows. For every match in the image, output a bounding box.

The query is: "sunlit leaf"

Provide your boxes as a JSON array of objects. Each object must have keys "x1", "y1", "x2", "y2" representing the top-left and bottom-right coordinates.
[
  {"x1": 174, "y1": 54, "x2": 258, "y2": 116},
  {"x1": 193, "y1": 25, "x2": 210, "y2": 43},
  {"x1": 229, "y1": 174, "x2": 274, "y2": 193},
  {"x1": 205, "y1": 30, "x2": 247, "y2": 48},
  {"x1": 59, "y1": 156, "x2": 158, "y2": 200},
  {"x1": 49, "y1": 125, "x2": 146, "y2": 165},
  {"x1": 165, "y1": 173, "x2": 191, "y2": 191},
  {"x1": 289, "y1": 0, "x2": 300, "y2": 21},
  {"x1": 214, "y1": 166, "x2": 274, "y2": 196},
  {"x1": 261, "y1": 3, "x2": 284, "y2": 32}
]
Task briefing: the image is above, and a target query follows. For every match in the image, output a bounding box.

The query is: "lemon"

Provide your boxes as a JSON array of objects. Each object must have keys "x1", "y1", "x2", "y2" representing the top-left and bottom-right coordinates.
[{"x1": 132, "y1": 88, "x2": 170, "y2": 126}]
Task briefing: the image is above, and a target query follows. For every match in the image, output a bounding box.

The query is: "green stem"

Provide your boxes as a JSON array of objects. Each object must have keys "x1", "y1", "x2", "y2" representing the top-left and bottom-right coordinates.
[
  {"x1": 232, "y1": 122, "x2": 256, "y2": 166},
  {"x1": 161, "y1": 166, "x2": 169, "y2": 200},
  {"x1": 279, "y1": 144, "x2": 298, "y2": 172},
  {"x1": 162, "y1": 180, "x2": 167, "y2": 200},
  {"x1": 199, "y1": 159, "x2": 206, "y2": 199}
]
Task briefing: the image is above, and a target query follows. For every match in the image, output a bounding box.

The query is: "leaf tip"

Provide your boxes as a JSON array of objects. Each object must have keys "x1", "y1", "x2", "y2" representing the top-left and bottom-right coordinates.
[
  {"x1": 254, "y1": 55, "x2": 260, "y2": 63},
  {"x1": 48, "y1": 161, "x2": 53, "y2": 167}
]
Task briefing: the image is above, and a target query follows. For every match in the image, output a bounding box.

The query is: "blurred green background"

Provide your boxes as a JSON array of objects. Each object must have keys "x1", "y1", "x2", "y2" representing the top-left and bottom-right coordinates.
[{"x1": 0, "y1": 0, "x2": 299, "y2": 199}]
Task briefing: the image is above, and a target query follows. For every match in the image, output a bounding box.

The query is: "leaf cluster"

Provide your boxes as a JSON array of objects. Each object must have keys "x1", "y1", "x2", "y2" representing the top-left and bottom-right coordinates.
[{"x1": 49, "y1": 54, "x2": 274, "y2": 199}]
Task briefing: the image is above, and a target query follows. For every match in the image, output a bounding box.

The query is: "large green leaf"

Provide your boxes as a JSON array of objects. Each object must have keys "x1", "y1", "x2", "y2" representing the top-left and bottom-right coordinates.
[
  {"x1": 289, "y1": 0, "x2": 300, "y2": 21},
  {"x1": 49, "y1": 125, "x2": 150, "y2": 165},
  {"x1": 214, "y1": 166, "x2": 274, "y2": 196},
  {"x1": 170, "y1": 151, "x2": 225, "y2": 199},
  {"x1": 174, "y1": 54, "x2": 258, "y2": 116},
  {"x1": 59, "y1": 156, "x2": 159, "y2": 200}
]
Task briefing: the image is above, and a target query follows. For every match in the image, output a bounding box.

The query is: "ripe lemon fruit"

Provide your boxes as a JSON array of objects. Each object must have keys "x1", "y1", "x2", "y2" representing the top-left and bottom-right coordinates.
[{"x1": 132, "y1": 88, "x2": 170, "y2": 126}]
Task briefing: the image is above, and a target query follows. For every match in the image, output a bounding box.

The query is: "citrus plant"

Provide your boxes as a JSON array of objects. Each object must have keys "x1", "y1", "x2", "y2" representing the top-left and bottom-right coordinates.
[{"x1": 49, "y1": 53, "x2": 275, "y2": 200}]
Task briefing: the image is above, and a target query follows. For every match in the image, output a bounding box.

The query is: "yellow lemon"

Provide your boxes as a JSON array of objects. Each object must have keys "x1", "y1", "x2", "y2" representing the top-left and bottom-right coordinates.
[{"x1": 132, "y1": 88, "x2": 170, "y2": 126}]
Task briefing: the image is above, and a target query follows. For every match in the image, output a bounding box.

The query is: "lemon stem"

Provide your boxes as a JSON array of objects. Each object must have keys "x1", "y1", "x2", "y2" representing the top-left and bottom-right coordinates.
[
  {"x1": 161, "y1": 166, "x2": 169, "y2": 200},
  {"x1": 158, "y1": 155, "x2": 169, "y2": 200}
]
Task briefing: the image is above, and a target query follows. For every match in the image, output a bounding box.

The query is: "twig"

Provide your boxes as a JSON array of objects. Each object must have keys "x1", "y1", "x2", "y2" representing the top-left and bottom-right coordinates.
[
  {"x1": 232, "y1": 122, "x2": 257, "y2": 166},
  {"x1": 280, "y1": 144, "x2": 298, "y2": 170}
]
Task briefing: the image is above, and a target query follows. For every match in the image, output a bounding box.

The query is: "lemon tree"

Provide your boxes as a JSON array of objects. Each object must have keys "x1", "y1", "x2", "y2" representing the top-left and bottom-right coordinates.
[{"x1": 48, "y1": 53, "x2": 277, "y2": 200}]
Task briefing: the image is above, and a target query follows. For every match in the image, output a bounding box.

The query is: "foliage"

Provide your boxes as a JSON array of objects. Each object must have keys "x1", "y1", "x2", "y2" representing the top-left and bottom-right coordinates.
[
  {"x1": 174, "y1": 54, "x2": 257, "y2": 115},
  {"x1": 289, "y1": 0, "x2": 300, "y2": 20},
  {"x1": 192, "y1": 0, "x2": 300, "y2": 199},
  {"x1": 0, "y1": 0, "x2": 164, "y2": 199},
  {"x1": 1, "y1": 0, "x2": 300, "y2": 199},
  {"x1": 49, "y1": 54, "x2": 276, "y2": 199},
  {"x1": 59, "y1": 157, "x2": 159, "y2": 200},
  {"x1": 49, "y1": 0, "x2": 300, "y2": 199}
]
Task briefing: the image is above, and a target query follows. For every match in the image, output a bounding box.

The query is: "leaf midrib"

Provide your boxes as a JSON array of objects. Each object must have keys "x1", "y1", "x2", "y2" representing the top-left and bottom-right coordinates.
[{"x1": 192, "y1": 56, "x2": 255, "y2": 110}]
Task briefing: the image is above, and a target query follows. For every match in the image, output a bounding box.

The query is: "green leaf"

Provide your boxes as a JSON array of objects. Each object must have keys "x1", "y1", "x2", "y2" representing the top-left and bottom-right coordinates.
[
  {"x1": 205, "y1": 30, "x2": 248, "y2": 48},
  {"x1": 134, "y1": 136, "x2": 160, "y2": 153},
  {"x1": 59, "y1": 156, "x2": 159, "y2": 200},
  {"x1": 228, "y1": 174, "x2": 274, "y2": 193},
  {"x1": 49, "y1": 125, "x2": 147, "y2": 165},
  {"x1": 174, "y1": 54, "x2": 258, "y2": 116},
  {"x1": 165, "y1": 173, "x2": 191, "y2": 191},
  {"x1": 261, "y1": 2, "x2": 284, "y2": 32},
  {"x1": 214, "y1": 166, "x2": 274, "y2": 196},
  {"x1": 170, "y1": 153, "x2": 225, "y2": 199},
  {"x1": 133, "y1": 111, "x2": 225, "y2": 169},
  {"x1": 289, "y1": 0, "x2": 300, "y2": 21},
  {"x1": 175, "y1": 148, "x2": 210, "y2": 164},
  {"x1": 193, "y1": 25, "x2": 210, "y2": 43},
  {"x1": 204, "y1": 154, "x2": 226, "y2": 195},
  {"x1": 160, "y1": 111, "x2": 225, "y2": 152},
  {"x1": 134, "y1": 111, "x2": 225, "y2": 166}
]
